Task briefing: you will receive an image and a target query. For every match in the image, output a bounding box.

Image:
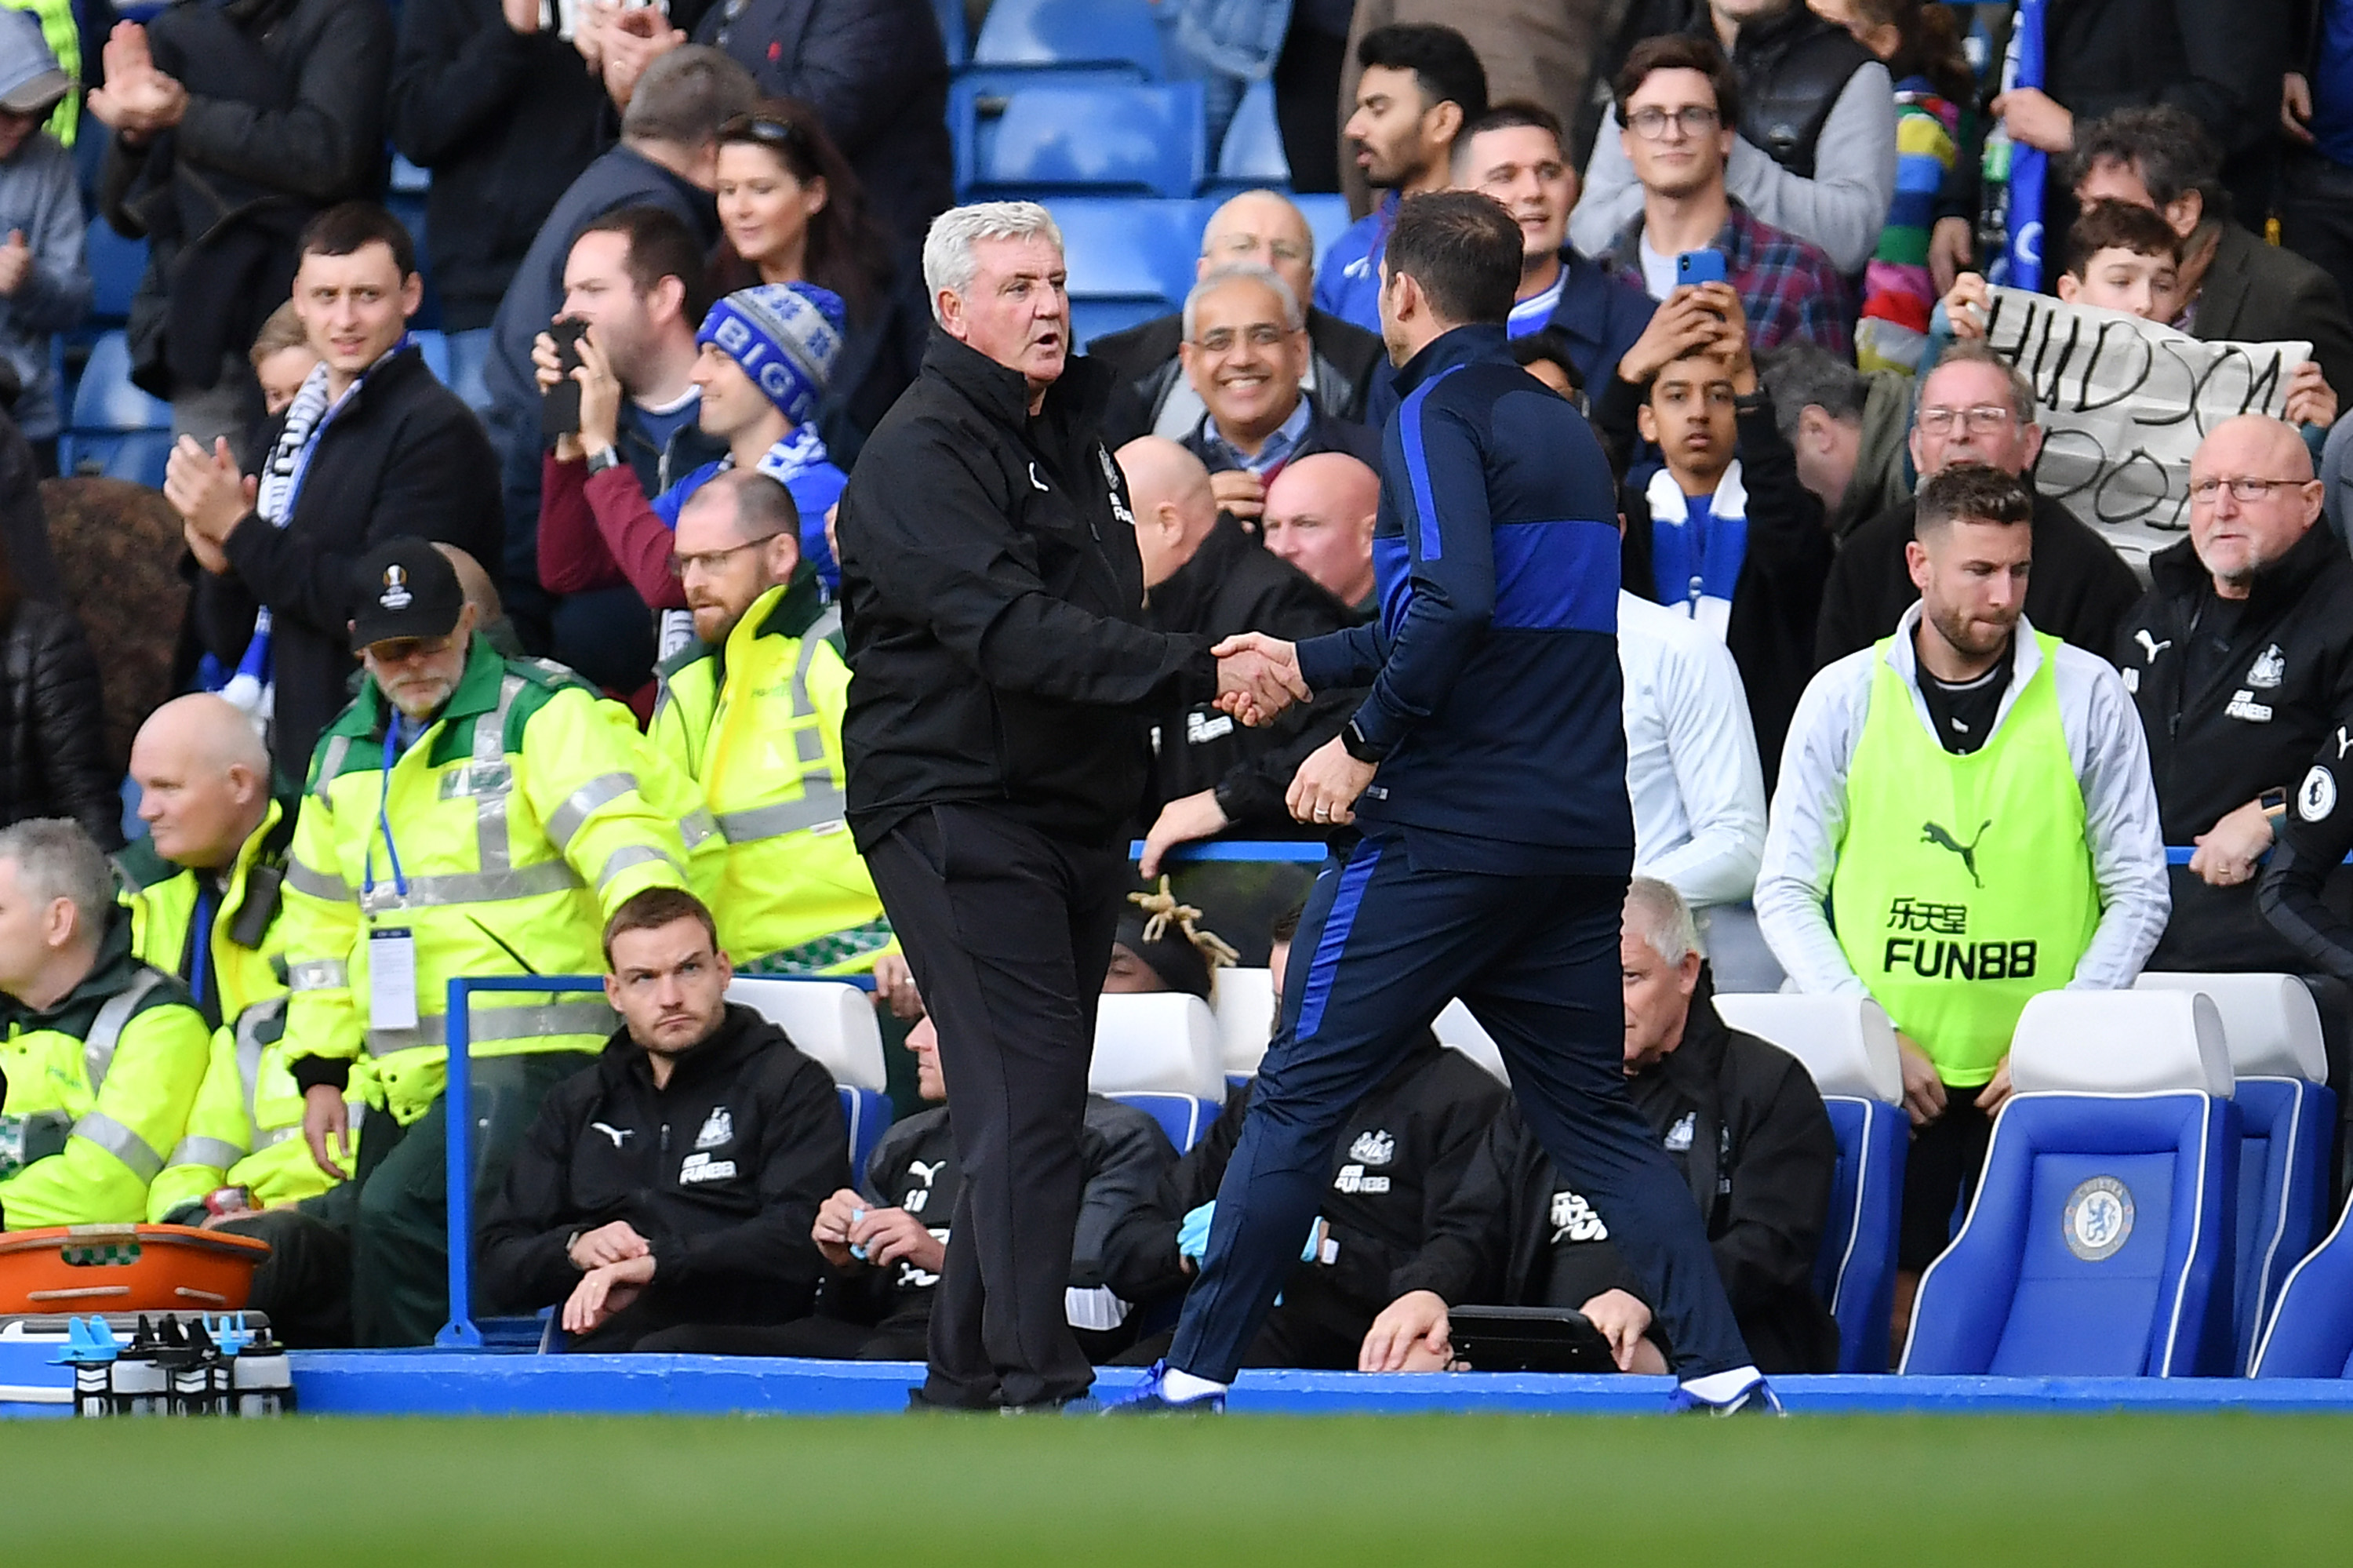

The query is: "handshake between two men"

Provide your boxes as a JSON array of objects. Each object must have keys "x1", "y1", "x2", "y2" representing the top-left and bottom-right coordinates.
[{"x1": 1211, "y1": 632, "x2": 1379, "y2": 831}]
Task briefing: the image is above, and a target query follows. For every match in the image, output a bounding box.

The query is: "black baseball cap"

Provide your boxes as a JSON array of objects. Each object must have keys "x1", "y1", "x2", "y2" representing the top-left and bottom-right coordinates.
[{"x1": 349, "y1": 537, "x2": 465, "y2": 652}]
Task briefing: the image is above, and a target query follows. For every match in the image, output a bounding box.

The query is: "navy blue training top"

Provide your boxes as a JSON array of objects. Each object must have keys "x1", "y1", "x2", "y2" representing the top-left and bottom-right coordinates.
[{"x1": 1295, "y1": 323, "x2": 1633, "y2": 875}]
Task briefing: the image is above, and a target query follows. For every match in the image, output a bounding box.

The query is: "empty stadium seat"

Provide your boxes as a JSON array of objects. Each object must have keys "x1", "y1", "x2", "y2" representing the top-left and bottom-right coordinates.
[
  {"x1": 83, "y1": 223, "x2": 148, "y2": 324},
  {"x1": 1109, "y1": 1091, "x2": 1216, "y2": 1153},
  {"x1": 2251, "y1": 1191, "x2": 2353, "y2": 1376},
  {"x1": 1211, "y1": 966, "x2": 1274, "y2": 1080},
  {"x1": 1211, "y1": 80, "x2": 1290, "y2": 190},
  {"x1": 1432, "y1": 999, "x2": 1509, "y2": 1083},
  {"x1": 1900, "y1": 990, "x2": 2239, "y2": 1377},
  {"x1": 1293, "y1": 194, "x2": 1354, "y2": 272},
  {"x1": 972, "y1": 0, "x2": 1163, "y2": 75},
  {"x1": 1070, "y1": 297, "x2": 1167, "y2": 347},
  {"x1": 413, "y1": 329, "x2": 451, "y2": 387},
  {"x1": 444, "y1": 328, "x2": 495, "y2": 413},
  {"x1": 1053, "y1": 196, "x2": 1200, "y2": 311},
  {"x1": 2135, "y1": 972, "x2": 2335, "y2": 1373},
  {"x1": 726, "y1": 977, "x2": 893, "y2": 1177},
  {"x1": 1711, "y1": 993, "x2": 1908, "y2": 1372},
  {"x1": 954, "y1": 79, "x2": 1207, "y2": 200},
  {"x1": 60, "y1": 330, "x2": 170, "y2": 479}
]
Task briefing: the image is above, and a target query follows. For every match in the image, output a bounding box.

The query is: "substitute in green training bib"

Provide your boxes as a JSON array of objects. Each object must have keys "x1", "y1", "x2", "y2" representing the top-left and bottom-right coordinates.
[{"x1": 1754, "y1": 464, "x2": 2168, "y2": 1313}]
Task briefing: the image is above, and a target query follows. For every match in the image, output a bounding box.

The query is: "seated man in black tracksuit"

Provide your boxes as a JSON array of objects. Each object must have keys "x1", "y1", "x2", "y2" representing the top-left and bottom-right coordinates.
[
  {"x1": 1103, "y1": 906, "x2": 1511, "y2": 1370},
  {"x1": 1121, "y1": 436, "x2": 1358, "y2": 882},
  {"x1": 656, "y1": 906, "x2": 1195, "y2": 1360},
  {"x1": 1360, "y1": 879, "x2": 1839, "y2": 1375},
  {"x1": 478, "y1": 887, "x2": 849, "y2": 1352}
]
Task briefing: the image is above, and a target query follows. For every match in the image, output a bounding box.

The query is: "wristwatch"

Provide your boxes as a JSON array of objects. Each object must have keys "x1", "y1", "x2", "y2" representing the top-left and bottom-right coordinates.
[
  {"x1": 584, "y1": 446, "x2": 622, "y2": 477},
  {"x1": 1340, "y1": 718, "x2": 1388, "y2": 764}
]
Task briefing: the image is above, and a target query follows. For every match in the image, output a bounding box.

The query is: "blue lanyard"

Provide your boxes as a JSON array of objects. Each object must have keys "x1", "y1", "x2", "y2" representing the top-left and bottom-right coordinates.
[
  {"x1": 362, "y1": 724, "x2": 412, "y2": 902},
  {"x1": 188, "y1": 882, "x2": 216, "y2": 1015}
]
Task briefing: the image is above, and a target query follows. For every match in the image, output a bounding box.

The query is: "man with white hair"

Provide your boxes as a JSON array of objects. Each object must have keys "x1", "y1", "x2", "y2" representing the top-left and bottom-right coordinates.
[
  {"x1": 1089, "y1": 189, "x2": 1386, "y2": 445},
  {"x1": 0, "y1": 819, "x2": 211, "y2": 1228},
  {"x1": 1177, "y1": 264, "x2": 1378, "y2": 526},
  {"x1": 835, "y1": 201, "x2": 1303, "y2": 1411}
]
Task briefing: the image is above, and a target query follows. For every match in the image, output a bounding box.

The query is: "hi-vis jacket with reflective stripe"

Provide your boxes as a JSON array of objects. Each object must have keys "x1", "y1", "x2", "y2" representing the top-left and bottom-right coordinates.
[
  {"x1": 0, "y1": 912, "x2": 211, "y2": 1226},
  {"x1": 280, "y1": 638, "x2": 720, "y2": 1125},
  {"x1": 117, "y1": 791, "x2": 300, "y2": 1031},
  {"x1": 146, "y1": 997, "x2": 378, "y2": 1220},
  {"x1": 651, "y1": 573, "x2": 891, "y2": 975}
]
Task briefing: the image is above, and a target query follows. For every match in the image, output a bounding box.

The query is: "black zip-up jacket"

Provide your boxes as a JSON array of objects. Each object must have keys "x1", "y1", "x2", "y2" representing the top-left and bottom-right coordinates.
[
  {"x1": 1815, "y1": 490, "x2": 2144, "y2": 675},
  {"x1": 1100, "y1": 1033, "x2": 1507, "y2": 1363},
  {"x1": 812, "y1": 1096, "x2": 1173, "y2": 1341},
  {"x1": 2122, "y1": 522, "x2": 2353, "y2": 973},
  {"x1": 188, "y1": 344, "x2": 504, "y2": 768},
  {"x1": 1142, "y1": 512, "x2": 1355, "y2": 835},
  {"x1": 0, "y1": 598, "x2": 123, "y2": 851},
  {"x1": 1390, "y1": 974, "x2": 1840, "y2": 1374},
  {"x1": 477, "y1": 1004, "x2": 849, "y2": 1327},
  {"x1": 1618, "y1": 390, "x2": 1832, "y2": 786},
  {"x1": 1091, "y1": 308, "x2": 1387, "y2": 447},
  {"x1": 2043, "y1": 0, "x2": 2289, "y2": 163},
  {"x1": 387, "y1": 0, "x2": 609, "y2": 331},
  {"x1": 838, "y1": 331, "x2": 1216, "y2": 849}
]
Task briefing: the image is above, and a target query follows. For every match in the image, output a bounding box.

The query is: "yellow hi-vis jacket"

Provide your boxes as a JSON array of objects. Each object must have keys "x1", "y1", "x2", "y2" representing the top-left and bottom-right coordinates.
[
  {"x1": 279, "y1": 638, "x2": 720, "y2": 1126},
  {"x1": 145, "y1": 999, "x2": 378, "y2": 1220},
  {"x1": 116, "y1": 792, "x2": 298, "y2": 1031},
  {"x1": 0, "y1": 913, "x2": 211, "y2": 1226},
  {"x1": 649, "y1": 573, "x2": 892, "y2": 975}
]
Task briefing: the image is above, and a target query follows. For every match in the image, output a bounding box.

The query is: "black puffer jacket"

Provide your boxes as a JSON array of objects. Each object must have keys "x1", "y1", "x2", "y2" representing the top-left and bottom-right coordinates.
[{"x1": 0, "y1": 595, "x2": 122, "y2": 850}]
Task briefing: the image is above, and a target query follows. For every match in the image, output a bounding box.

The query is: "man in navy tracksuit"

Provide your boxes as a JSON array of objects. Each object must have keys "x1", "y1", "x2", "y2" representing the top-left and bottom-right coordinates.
[{"x1": 1122, "y1": 191, "x2": 1769, "y2": 1415}]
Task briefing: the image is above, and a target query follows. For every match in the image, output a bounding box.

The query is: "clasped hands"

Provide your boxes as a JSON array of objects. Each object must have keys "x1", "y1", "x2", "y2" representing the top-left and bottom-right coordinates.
[
  {"x1": 1212, "y1": 633, "x2": 1377, "y2": 828},
  {"x1": 562, "y1": 1220, "x2": 657, "y2": 1336}
]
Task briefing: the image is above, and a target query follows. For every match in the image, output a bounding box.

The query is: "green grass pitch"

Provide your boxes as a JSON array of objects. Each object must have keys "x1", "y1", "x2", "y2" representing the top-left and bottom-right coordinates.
[{"x1": 7, "y1": 1413, "x2": 2350, "y2": 1563}]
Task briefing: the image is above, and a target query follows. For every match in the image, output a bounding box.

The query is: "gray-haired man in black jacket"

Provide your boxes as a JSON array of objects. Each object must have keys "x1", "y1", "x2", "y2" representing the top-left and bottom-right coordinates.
[{"x1": 836, "y1": 201, "x2": 1299, "y2": 1411}]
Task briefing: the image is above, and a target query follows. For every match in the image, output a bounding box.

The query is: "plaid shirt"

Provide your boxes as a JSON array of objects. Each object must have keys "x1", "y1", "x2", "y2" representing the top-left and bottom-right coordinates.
[{"x1": 1606, "y1": 202, "x2": 1854, "y2": 358}]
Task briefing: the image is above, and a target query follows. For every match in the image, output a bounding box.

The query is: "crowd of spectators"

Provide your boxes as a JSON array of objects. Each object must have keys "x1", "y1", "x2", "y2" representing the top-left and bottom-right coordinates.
[{"x1": 0, "y1": 0, "x2": 2347, "y2": 1377}]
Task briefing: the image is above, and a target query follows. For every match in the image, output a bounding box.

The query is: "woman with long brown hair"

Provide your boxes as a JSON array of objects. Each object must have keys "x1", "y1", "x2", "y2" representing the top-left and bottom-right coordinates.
[{"x1": 709, "y1": 100, "x2": 925, "y2": 457}]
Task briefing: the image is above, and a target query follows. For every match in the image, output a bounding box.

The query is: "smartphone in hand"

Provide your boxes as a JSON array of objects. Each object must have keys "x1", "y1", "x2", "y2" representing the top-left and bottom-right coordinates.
[
  {"x1": 1675, "y1": 249, "x2": 1727, "y2": 288},
  {"x1": 541, "y1": 316, "x2": 590, "y2": 439}
]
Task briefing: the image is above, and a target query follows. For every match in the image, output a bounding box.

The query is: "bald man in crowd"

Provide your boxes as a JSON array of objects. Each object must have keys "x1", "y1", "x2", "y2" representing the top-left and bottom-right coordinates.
[
  {"x1": 1093, "y1": 191, "x2": 1388, "y2": 446},
  {"x1": 2122, "y1": 414, "x2": 2353, "y2": 975},
  {"x1": 1122, "y1": 438, "x2": 1358, "y2": 877},
  {"x1": 1263, "y1": 453, "x2": 1381, "y2": 620}
]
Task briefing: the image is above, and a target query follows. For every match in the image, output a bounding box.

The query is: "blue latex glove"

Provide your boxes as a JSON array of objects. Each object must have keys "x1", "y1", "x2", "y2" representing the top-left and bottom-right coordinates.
[
  {"x1": 1177, "y1": 1201, "x2": 1215, "y2": 1261},
  {"x1": 1301, "y1": 1217, "x2": 1327, "y2": 1264},
  {"x1": 849, "y1": 1207, "x2": 869, "y2": 1263}
]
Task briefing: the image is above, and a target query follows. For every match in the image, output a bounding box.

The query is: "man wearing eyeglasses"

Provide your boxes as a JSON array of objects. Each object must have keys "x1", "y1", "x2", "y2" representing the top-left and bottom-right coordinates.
[
  {"x1": 1812, "y1": 343, "x2": 2143, "y2": 670},
  {"x1": 1758, "y1": 464, "x2": 2166, "y2": 1332},
  {"x1": 273, "y1": 535, "x2": 720, "y2": 1344},
  {"x1": 1176, "y1": 266, "x2": 1378, "y2": 528},
  {"x1": 646, "y1": 468, "x2": 891, "y2": 980},
  {"x1": 2117, "y1": 415, "x2": 2353, "y2": 977},
  {"x1": 1091, "y1": 189, "x2": 1386, "y2": 446},
  {"x1": 1570, "y1": 1, "x2": 1894, "y2": 279}
]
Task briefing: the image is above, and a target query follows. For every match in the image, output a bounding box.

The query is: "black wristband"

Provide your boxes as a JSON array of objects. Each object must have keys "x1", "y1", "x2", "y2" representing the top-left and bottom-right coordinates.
[{"x1": 1340, "y1": 719, "x2": 1388, "y2": 764}]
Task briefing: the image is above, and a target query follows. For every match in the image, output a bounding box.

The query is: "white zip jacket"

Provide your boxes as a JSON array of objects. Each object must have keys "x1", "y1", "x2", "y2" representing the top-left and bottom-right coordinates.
[
  {"x1": 1620, "y1": 590, "x2": 1767, "y2": 908},
  {"x1": 1755, "y1": 606, "x2": 2170, "y2": 996}
]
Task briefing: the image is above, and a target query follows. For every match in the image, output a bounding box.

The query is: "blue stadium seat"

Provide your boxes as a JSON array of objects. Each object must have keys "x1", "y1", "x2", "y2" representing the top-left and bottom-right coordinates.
[
  {"x1": 1110, "y1": 1091, "x2": 1215, "y2": 1154},
  {"x1": 83, "y1": 429, "x2": 174, "y2": 489},
  {"x1": 972, "y1": 0, "x2": 1163, "y2": 75},
  {"x1": 1052, "y1": 196, "x2": 1200, "y2": 347},
  {"x1": 2252, "y1": 1194, "x2": 2353, "y2": 1376},
  {"x1": 390, "y1": 152, "x2": 431, "y2": 195},
  {"x1": 2137, "y1": 972, "x2": 2337, "y2": 1372},
  {"x1": 443, "y1": 328, "x2": 495, "y2": 413},
  {"x1": 60, "y1": 330, "x2": 171, "y2": 478},
  {"x1": 1293, "y1": 194, "x2": 1355, "y2": 275},
  {"x1": 724, "y1": 977, "x2": 895, "y2": 1178},
  {"x1": 1712, "y1": 994, "x2": 1909, "y2": 1373},
  {"x1": 1091, "y1": 991, "x2": 1226, "y2": 1101},
  {"x1": 1211, "y1": 79, "x2": 1290, "y2": 190},
  {"x1": 1070, "y1": 297, "x2": 1166, "y2": 347},
  {"x1": 412, "y1": 328, "x2": 450, "y2": 387},
  {"x1": 1901, "y1": 991, "x2": 2240, "y2": 1377},
  {"x1": 84, "y1": 224, "x2": 148, "y2": 324},
  {"x1": 954, "y1": 79, "x2": 1207, "y2": 200}
]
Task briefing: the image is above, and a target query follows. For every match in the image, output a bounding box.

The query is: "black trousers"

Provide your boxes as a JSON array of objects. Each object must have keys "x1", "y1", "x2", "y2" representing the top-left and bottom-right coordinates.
[
  {"x1": 1272, "y1": 21, "x2": 1348, "y2": 195},
  {"x1": 1898, "y1": 1086, "x2": 1996, "y2": 1273},
  {"x1": 2281, "y1": 154, "x2": 2353, "y2": 343},
  {"x1": 863, "y1": 804, "x2": 1126, "y2": 1408}
]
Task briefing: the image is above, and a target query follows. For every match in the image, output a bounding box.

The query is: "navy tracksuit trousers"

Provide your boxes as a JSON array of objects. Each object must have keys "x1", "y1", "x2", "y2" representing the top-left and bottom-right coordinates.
[{"x1": 1167, "y1": 832, "x2": 1755, "y2": 1382}]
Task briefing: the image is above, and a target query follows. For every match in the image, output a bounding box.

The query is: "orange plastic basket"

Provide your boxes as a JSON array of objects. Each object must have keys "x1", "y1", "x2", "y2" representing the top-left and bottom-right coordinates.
[{"x1": 0, "y1": 1224, "x2": 270, "y2": 1314}]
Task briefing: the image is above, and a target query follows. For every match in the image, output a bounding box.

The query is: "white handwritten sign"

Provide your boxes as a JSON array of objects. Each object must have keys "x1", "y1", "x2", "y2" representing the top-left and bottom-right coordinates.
[{"x1": 1980, "y1": 287, "x2": 2309, "y2": 562}]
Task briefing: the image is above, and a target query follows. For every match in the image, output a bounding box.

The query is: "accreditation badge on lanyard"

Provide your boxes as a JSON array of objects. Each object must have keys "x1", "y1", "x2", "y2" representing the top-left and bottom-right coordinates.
[{"x1": 362, "y1": 724, "x2": 421, "y2": 1031}]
